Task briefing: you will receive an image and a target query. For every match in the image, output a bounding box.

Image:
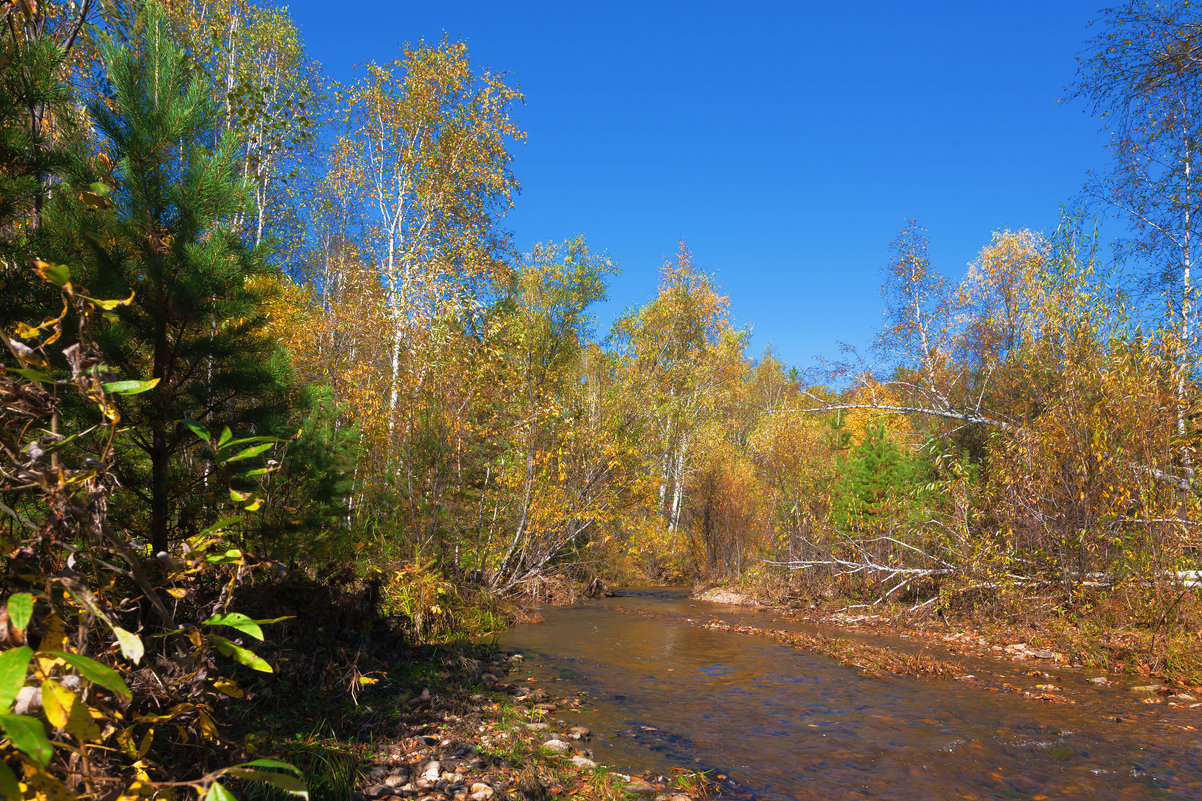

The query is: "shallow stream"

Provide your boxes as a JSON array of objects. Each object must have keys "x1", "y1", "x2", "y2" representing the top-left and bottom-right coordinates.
[{"x1": 497, "y1": 587, "x2": 1202, "y2": 800}]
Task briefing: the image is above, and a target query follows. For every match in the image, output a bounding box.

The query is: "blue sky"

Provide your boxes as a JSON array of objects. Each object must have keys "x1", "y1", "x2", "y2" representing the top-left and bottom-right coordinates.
[{"x1": 285, "y1": 0, "x2": 1114, "y2": 372}]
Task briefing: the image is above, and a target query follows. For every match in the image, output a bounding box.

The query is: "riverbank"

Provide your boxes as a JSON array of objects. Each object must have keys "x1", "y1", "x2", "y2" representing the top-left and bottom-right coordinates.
[
  {"x1": 219, "y1": 576, "x2": 716, "y2": 801},
  {"x1": 342, "y1": 648, "x2": 712, "y2": 801},
  {"x1": 234, "y1": 631, "x2": 714, "y2": 800},
  {"x1": 691, "y1": 585, "x2": 1202, "y2": 712}
]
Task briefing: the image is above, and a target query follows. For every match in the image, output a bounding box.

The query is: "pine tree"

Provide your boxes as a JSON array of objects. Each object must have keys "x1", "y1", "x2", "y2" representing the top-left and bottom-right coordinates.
[
  {"x1": 45, "y1": 9, "x2": 293, "y2": 553},
  {"x1": 0, "y1": 20, "x2": 79, "y2": 319},
  {"x1": 834, "y1": 422, "x2": 922, "y2": 529}
]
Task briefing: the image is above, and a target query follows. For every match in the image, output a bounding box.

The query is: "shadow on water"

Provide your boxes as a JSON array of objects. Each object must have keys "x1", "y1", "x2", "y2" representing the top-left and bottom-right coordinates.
[{"x1": 498, "y1": 587, "x2": 1200, "y2": 800}]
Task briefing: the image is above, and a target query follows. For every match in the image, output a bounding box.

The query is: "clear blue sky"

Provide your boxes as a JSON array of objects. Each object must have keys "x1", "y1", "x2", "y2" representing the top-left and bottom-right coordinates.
[{"x1": 284, "y1": 0, "x2": 1113, "y2": 372}]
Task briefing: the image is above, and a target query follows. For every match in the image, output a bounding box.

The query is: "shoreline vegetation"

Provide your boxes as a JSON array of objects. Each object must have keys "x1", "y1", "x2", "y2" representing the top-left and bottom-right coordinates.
[{"x1": 6, "y1": 1, "x2": 1202, "y2": 799}]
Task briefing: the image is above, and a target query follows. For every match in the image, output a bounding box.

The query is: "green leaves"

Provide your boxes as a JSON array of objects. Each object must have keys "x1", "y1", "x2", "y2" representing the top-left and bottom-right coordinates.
[
  {"x1": 7, "y1": 368, "x2": 53, "y2": 383},
  {"x1": 218, "y1": 760, "x2": 308, "y2": 798},
  {"x1": 0, "y1": 647, "x2": 33, "y2": 711},
  {"x1": 0, "y1": 712, "x2": 52, "y2": 766},
  {"x1": 0, "y1": 762, "x2": 18, "y2": 799},
  {"x1": 203, "y1": 612, "x2": 264, "y2": 641},
  {"x1": 102, "y1": 378, "x2": 160, "y2": 395},
  {"x1": 33, "y1": 260, "x2": 70, "y2": 288},
  {"x1": 208, "y1": 636, "x2": 273, "y2": 673},
  {"x1": 7, "y1": 593, "x2": 33, "y2": 634},
  {"x1": 81, "y1": 182, "x2": 113, "y2": 209},
  {"x1": 200, "y1": 516, "x2": 243, "y2": 537},
  {"x1": 45, "y1": 651, "x2": 132, "y2": 700},
  {"x1": 205, "y1": 782, "x2": 237, "y2": 801},
  {"x1": 223, "y1": 442, "x2": 275, "y2": 463},
  {"x1": 182, "y1": 418, "x2": 211, "y2": 442}
]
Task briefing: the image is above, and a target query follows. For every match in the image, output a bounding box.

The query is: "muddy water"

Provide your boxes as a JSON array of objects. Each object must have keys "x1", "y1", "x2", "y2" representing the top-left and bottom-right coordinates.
[{"x1": 498, "y1": 588, "x2": 1202, "y2": 800}]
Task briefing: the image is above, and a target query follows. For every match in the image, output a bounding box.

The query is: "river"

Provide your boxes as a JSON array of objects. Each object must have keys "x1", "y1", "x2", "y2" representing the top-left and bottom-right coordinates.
[{"x1": 497, "y1": 587, "x2": 1202, "y2": 800}]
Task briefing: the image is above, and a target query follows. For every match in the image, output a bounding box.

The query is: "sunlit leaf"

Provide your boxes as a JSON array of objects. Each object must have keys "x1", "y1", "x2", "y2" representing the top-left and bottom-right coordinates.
[
  {"x1": 0, "y1": 647, "x2": 32, "y2": 711},
  {"x1": 114, "y1": 626, "x2": 144, "y2": 664},
  {"x1": 200, "y1": 516, "x2": 242, "y2": 536},
  {"x1": 91, "y1": 291, "x2": 135, "y2": 311},
  {"x1": 33, "y1": 260, "x2": 70, "y2": 288},
  {"x1": 203, "y1": 612, "x2": 264, "y2": 641},
  {"x1": 206, "y1": 548, "x2": 244, "y2": 564},
  {"x1": 212, "y1": 677, "x2": 245, "y2": 698},
  {"x1": 220, "y1": 766, "x2": 307, "y2": 798},
  {"x1": 7, "y1": 593, "x2": 33, "y2": 634},
  {"x1": 208, "y1": 635, "x2": 273, "y2": 672},
  {"x1": 223, "y1": 442, "x2": 274, "y2": 463},
  {"x1": 41, "y1": 680, "x2": 68, "y2": 729},
  {"x1": 7, "y1": 368, "x2": 53, "y2": 383},
  {"x1": 102, "y1": 378, "x2": 160, "y2": 395},
  {"x1": 205, "y1": 782, "x2": 237, "y2": 801},
  {"x1": 221, "y1": 435, "x2": 278, "y2": 449},
  {"x1": 44, "y1": 651, "x2": 132, "y2": 699}
]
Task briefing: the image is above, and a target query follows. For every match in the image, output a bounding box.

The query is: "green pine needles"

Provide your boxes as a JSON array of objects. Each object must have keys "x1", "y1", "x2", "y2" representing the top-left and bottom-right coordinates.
[{"x1": 46, "y1": 7, "x2": 293, "y2": 553}]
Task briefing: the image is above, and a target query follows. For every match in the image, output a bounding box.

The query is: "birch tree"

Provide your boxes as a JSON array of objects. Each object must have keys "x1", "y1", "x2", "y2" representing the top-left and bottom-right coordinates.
[
  {"x1": 160, "y1": 0, "x2": 321, "y2": 247},
  {"x1": 333, "y1": 40, "x2": 522, "y2": 442},
  {"x1": 616, "y1": 244, "x2": 746, "y2": 536},
  {"x1": 1075, "y1": 0, "x2": 1202, "y2": 481}
]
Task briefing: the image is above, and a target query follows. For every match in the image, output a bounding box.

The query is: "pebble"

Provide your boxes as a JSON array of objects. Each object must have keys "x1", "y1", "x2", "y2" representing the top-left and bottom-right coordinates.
[
  {"x1": 569, "y1": 725, "x2": 591, "y2": 740},
  {"x1": 1130, "y1": 684, "x2": 1163, "y2": 693},
  {"x1": 524, "y1": 722, "x2": 550, "y2": 731},
  {"x1": 624, "y1": 781, "x2": 659, "y2": 796},
  {"x1": 469, "y1": 783, "x2": 495, "y2": 800},
  {"x1": 542, "y1": 739, "x2": 571, "y2": 754},
  {"x1": 1087, "y1": 677, "x2": 1110, "y2": 686},
  {"x1": 421, "y1": 760, "x2": 441, "y2": 782},
  {"x1": 569, "y1": 755, "x2": 597, "y2": 769},
  {"x1": 13, "y1": 686, "x2": 41, "y2": 716}
]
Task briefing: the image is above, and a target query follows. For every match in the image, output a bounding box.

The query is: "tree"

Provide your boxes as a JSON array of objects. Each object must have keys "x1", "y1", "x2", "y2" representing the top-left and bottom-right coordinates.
[
  {"x1": 0, "y1": 0, "x2": 94, "y2": 231},
  {"x1": 333, "y1": 39, "x2": 523, "y2": 439},
  {"x1": 0, "y1": 0, "x2": 94, "y2": 325},
  {"x1": 159, "y1": 0, "x2": 322, "y2": 248},
  {"x1": 45, "y1": 10, "x2": 292, "y2": 553},
  {"x1": 1075, "y1": 1, "x2": 1202, "y2": 479},
  {"x1": 490, "y1": 237, "x2": 619, "y2": 590}
]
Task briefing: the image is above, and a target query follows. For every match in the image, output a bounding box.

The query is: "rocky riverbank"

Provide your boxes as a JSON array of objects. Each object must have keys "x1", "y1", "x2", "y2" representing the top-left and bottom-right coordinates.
[
  {"x1": 690, "y1": 585, "x2": 1202, "y2": 714},
  {"x1": 352, "y1": 650, "x2": 710, "y2": 801}
]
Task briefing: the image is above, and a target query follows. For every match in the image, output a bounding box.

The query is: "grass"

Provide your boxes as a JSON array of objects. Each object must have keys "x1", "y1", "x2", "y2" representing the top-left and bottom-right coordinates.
[{"x1": 236, "y1": 739, "x2": 361, "y2": 801}]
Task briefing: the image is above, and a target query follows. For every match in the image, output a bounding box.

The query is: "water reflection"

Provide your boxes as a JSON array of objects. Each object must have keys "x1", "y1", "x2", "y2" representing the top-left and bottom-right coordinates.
[{"x1": 499, "y1": 588, "x2": 1201, "y2": 800}]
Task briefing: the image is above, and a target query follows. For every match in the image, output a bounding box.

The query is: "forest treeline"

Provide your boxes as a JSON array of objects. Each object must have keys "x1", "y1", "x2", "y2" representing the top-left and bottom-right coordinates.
[{"x1": 4, "y1": 0, "x2": 1202, "y2": 796}]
